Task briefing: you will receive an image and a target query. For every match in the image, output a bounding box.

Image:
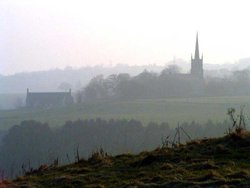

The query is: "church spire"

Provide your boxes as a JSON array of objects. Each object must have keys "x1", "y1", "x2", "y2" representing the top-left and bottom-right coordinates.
[
  {"x1": 195, "y1": 32, "x2": 200, "y2": 59},
  {"x1": 191, "y1": 32, "x2": 203, "y2": 79}
]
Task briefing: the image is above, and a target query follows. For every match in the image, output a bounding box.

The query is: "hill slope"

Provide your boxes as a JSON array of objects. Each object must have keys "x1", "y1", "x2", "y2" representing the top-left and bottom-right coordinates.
[{"x1": 6, "y1": 132, "x2": 250, "y2": 187}]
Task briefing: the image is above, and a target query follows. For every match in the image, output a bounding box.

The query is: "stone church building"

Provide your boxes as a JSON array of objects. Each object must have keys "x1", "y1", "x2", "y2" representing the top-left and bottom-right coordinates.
[
  {"x1": 160, "y1": 33, "x2": 204, "y2": 97},
  {"x1": 190, "y1": 33, "x2": 203, "y2": 79},
  {"x1": 26, "y1": 89, "x2": 74, "y2": 108}
]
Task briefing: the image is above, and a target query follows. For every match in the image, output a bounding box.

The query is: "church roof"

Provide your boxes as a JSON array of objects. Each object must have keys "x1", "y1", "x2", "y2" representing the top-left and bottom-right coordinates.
[{"x1": 26, "y1": 90, "x2": 73, "y2": 107}]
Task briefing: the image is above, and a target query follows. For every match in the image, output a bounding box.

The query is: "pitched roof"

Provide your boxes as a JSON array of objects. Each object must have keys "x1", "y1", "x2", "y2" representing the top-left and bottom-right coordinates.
[{"x1": 26, "y1": 91, "x2": 73, "y2": 107}]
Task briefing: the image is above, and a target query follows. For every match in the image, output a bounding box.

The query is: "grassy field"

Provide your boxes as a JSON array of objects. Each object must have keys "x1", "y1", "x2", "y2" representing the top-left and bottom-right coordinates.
[
  {"x1": 9, "y1": 132, "x2": 250, "y2": 187},
  {"x1": 1, "y1": 96, "x2": 250, "y2": 130}
]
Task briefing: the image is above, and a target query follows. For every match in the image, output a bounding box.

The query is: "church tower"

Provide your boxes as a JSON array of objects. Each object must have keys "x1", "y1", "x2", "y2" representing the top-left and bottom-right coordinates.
[{"x1": 191, "y1": 33, "x2": 203, "y2": 79}]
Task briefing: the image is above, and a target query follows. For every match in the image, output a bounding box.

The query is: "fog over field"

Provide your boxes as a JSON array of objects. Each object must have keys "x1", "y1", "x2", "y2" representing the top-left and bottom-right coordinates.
[{"x1": 1, "y1": 0, "x2": 250, "y2": 181}]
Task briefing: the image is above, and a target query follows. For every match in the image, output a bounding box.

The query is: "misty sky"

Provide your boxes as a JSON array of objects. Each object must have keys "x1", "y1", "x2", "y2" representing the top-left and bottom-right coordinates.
[{"x1": 1, "y1": 0, "x2": 250, "y2": 75}]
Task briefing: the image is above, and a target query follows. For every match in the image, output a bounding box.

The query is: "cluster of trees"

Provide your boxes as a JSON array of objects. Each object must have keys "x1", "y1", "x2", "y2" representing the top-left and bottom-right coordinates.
[
  {"x1": 76, "y1": 66, "x2": 250, "y2": 102},
  {"x1": 76, "y1": 65, "x2": 201, "y2": 102},
  {"x1": 205, "y1": 69, "x2": 250, "y2": 96},
  {"x1": 0, "y1": 119, "x2": 230, "y2": 178}
]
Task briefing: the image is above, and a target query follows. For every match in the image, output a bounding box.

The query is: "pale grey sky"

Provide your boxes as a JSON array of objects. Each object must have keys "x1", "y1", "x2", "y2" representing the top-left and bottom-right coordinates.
[{"x1": 1, "y1": 0, "x2": 250, "y2": 75}]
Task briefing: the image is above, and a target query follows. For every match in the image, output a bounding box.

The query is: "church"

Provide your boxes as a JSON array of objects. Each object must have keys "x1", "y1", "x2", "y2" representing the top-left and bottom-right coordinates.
[
  {"x1": 161, "y1": 33, "x2": 204, "y2": 97},
  {"x1": 165, "y1": 33, "x2": 203, "y2": 80},
  {"x1": 184, "y1": 33, "x2": 204, "y2": 95},
  {"x1": 26, "y1": 88, "x2": 74, "y2": 108},
  {"x1": 183, "y1": 33, "x2": 204, "y2": 96},
  {"x1": 190, "y1": 33, "x2": 203, "y2": 79}
]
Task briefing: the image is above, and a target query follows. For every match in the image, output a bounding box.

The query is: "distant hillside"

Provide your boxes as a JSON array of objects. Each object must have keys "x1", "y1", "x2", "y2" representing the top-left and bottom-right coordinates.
[
  {"x1": 2, "y1": 59, "x2": 250, "y2": 94},
  {"x1": 0, "y1": 65, "x2": 164, "y2": 94},
  {"x1": 0, "y1": 65, "x2": 164, "y2": 109},
  {"x1": 1, "y1": 59, "x2": 250, "y2": 109},
  {"x1": 7, "y1": 132, "x2": 250, "y2": 187}
]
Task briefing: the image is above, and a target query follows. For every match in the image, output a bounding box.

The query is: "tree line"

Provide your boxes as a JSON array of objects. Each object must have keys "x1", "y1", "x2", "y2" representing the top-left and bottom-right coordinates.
[
  {"x1": 76, "y1": 65, "x2": 250, "y2": 102},
  {"x1": 0, "y1": 118, "x2": 230, "y2": 178}
]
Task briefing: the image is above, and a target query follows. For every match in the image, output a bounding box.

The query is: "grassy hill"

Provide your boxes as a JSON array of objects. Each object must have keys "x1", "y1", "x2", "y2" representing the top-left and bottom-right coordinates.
[
  {"x1": 1, "y1": 96, "x2": 250, "y2": 130},
  {"x1": 6, "y1": 131, "x2": 250, "y2": 187}
]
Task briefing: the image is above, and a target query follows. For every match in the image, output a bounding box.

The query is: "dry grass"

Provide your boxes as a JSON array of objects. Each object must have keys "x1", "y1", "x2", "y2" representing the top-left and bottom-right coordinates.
[
  {"x1": 160, "y1": 163, "x2": 174, "y2": 170},
  {"x1": 188, "y1": 160, "x2": 218, "y2": 171},
  {"x1": 85, "y1": 184, "x2": 106, "y2": 188},
  {"x1": 88, "y1": 149, "x2": 112, "y2": 166},
  {"x1": 195, "y1": 170, "x2": 223, "y2": 181},
  {"x1": 226, "y1": 170, "x2": 250, "y2": 179},
  {"x1": 7, "y1": 132, "x2": 250, "y2": 187}
]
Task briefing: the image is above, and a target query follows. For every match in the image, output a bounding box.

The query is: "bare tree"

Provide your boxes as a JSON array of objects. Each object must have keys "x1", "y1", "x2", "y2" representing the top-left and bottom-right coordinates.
[{"x1": 227, "y1": 106, "x2": 247, "y2": 135}]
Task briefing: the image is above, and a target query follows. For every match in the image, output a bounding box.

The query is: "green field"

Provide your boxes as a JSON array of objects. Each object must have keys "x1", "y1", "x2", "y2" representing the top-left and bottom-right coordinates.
[{"x1": 1, "y1": 96, "x2": 250, "y2": 130}]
